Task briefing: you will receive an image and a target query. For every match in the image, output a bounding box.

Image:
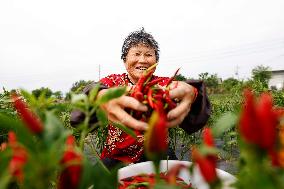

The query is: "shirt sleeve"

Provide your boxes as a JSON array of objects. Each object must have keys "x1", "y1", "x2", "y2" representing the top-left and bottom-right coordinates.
[{"x1": 178, "y1": 80, "x2": 211, "y2": 134}]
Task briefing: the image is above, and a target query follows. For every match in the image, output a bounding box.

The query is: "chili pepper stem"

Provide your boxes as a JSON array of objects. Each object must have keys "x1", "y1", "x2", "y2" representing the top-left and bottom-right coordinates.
[{"x1": 153, "y1": 159, "x2": 160, "y2": 183}]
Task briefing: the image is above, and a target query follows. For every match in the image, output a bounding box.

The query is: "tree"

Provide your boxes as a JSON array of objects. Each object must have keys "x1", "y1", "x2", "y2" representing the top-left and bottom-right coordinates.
[
  {"x1": 198, "y1": 72, "x2": 219, "y2": 89},
  {"x1": 175, "y1": 74, "x2": 187, "y2": 81},
  {"x1": 222, "y1": 77, "x2": 240, "y2": 92},
  {"x1": 251, "y1": 65, "x2": 272, "y2": 88},
  {"x1": 198, "y1": 72, "x2": 209, "y2": 81},
  {"x1": 65, "y1": 80, "x2": 94, "y2": 100},
  {"x1": 53, "y1": 91, "x2": 63, "y2": 99},
  {"x1": 32, "y1": 87, "x2": 53, "y2": 98},
  {"x1": 70, "y1": 80, "x2": 93, "y2": 93}
]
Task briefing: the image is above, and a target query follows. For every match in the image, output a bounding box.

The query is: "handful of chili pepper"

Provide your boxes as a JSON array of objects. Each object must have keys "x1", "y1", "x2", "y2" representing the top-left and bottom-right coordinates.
[{"x1": 128, "y1": 64, "x2": 180, "y2": 122}]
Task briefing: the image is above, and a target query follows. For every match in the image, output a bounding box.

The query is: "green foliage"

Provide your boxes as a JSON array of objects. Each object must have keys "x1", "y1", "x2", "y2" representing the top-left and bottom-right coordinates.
[
  {"x1": 0, "y1": 89, "x2": 17, "y2": 143},
  {"x1": 0, "y1": 111, "x2": 69, "y2": 188},
  {"x1": 208, "y1": 94, "x2": 241, "y2": 126},
  {"x1": 272, "y1": 89, "x2": 284, "y2": 107},
  {"x1": 198, "y1": 72, "x2": 220, "y2": 93},
  {"x1": 0, "y1": 88, "x2": 16, "y2": 116},
  {"x1": 0, "y1": 86, "x2": 131, "y2": 188},
  {"x1": 208, "y1": 93, "x2": 241, "y2": 156},
  {"x1": 70, "y1": 80, "x2": 94, "y2": 93},
  {"x1": 31, "y1": 87, "x2": 53, "y2": 98},
  {"x1": 251, "y1": 65, "x2": 272, "y2": 88},
  {"x1": 95, "y1": 87, "x2": 126, "y2": 105},
  {"x1": 175, "y1": 74, "x2": 187, "y2": 81},
  {"x1": 169, "y1": 127, "x2": 202, "y2": 160},
  {"x1": 221, "y1": 77, "x2": 240, "y2": 92},
  {"x1": 211, "y1": 112, "x2": 238, "y2": 138},
  {"x1": 65, "y1": 80, "x2": 94, "y2": 101}
]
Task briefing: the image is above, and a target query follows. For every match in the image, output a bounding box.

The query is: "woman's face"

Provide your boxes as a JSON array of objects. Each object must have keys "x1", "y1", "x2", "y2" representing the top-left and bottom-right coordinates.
[{"x1": 124, "y1": 43, "x2": 157, "y2": 84}]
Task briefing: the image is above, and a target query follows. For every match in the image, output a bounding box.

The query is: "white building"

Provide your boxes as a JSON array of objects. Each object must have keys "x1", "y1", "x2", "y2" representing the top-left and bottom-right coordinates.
[{"x1": 269, "y1": 70, "x2": 284, "y2": 90}]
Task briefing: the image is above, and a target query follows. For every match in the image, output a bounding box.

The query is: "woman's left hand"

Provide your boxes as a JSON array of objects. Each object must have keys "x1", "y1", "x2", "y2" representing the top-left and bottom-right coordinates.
[{"x1": 166, "y1": 81, "x2": 197, "y2": 127}]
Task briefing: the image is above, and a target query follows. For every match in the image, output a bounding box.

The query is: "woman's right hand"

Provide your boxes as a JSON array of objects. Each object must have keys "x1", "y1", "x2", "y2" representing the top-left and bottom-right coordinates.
[{"x1": 97, "y1": 89, "x2": 149, "y2": 131}]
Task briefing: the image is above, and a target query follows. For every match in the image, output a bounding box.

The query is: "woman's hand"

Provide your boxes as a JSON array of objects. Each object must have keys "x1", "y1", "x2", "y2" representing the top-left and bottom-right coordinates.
[
  {"x1": 166, "y1": 81, "x2": 197, "y2": 127},
  {"x1": 97, "y1": 89, "x2": 149, "y2": 131}
]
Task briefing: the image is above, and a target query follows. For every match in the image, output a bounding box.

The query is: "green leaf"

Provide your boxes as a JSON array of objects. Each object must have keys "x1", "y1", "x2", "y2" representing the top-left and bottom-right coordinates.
[
  {"x1": 212, "y1": 112, "x2": 237, "y2": 137},
  {"x1": 199, "y1": 145, "x2": 219, "y2": 156},
  {"x1": 95, "y1": 87, "x2": 126, "y2": 105},
  {"x1": 96, "y1": 108, "x2": 108, "y2": 127},
  {"x1": 0, "y1": 113, "x2": 36, "y2": 151},
  {"x1": 20, "y1": 89, "x2": 37, "y2": 104},
  {"x1": 89, "y1": 84, "x2": 100, "y2": 102},
  {"x1": 71, "y1": 93, "x2": 88, "y2": 104},
  {"x1": 43, "y1": 111, "x2": 67, "y2": 144},
  {"x1": 79, "y1": 160, "x2": 119, "y2": 189},
  {"x1": 153, "y1": 183, "x2": 180, "y2": 189},
  {"x1": 0, "y1": 169, "x2": 11, "y2": 189},
  {"x1": 112, "y1": 122, "x2": 137, "y2": 139}
]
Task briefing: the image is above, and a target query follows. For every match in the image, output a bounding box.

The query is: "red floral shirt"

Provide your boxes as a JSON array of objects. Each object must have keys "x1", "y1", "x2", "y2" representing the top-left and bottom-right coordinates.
[{"x1": 100, "y1": 73, "x2": 169, "y2": 162}]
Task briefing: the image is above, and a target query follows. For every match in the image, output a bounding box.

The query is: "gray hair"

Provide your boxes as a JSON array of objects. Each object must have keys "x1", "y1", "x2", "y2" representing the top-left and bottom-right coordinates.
[{"x1": 121, "y1": 28, "x2": 160, "y2": 62}]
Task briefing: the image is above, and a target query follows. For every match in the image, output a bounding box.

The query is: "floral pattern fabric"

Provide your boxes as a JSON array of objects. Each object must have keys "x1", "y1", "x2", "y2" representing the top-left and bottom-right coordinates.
[{"x1": 99, "y1": 73, "x2": 169, "y2": 162}]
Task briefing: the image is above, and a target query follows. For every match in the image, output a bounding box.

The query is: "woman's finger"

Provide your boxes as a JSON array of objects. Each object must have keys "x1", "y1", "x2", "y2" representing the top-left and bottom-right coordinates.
[
  {"x1": 169, "y1": 82, "x2": 195, "y2": 100},
  {"x1": 166, "y1": 111, "x2": 188, "y2": 128},
  {"x1": 167, "y1": 100, "x2": 191, "y2": 121},
  {"x1": 118, "y1": 96, "x2": 148, "y2": 112},
  {"x1": 113, "y1": 109, "x2": 148, "y2": 131}
]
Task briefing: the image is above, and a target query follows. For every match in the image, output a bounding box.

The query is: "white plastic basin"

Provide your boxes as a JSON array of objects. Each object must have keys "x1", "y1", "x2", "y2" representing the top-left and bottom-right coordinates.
[{"x1": 118, "y1": 160, "x2": 236, "y2": 189}]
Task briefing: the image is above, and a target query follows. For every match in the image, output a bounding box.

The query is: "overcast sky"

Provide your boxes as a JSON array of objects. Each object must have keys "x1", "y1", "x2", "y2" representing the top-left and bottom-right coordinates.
[{"x1": 1, "y1": 0, "x2": 284, "y2": 93}]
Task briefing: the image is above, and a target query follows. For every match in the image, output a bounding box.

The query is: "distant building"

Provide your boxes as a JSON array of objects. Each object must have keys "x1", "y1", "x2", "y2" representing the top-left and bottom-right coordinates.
[{"x1": 269, "y1": 70, "x2": 284, "y2": 90}]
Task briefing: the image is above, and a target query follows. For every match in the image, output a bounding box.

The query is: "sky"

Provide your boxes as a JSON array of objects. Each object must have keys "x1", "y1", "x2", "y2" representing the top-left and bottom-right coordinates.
[{"x1": 1, "y1": 0, "x2": 284, "y2": 93}]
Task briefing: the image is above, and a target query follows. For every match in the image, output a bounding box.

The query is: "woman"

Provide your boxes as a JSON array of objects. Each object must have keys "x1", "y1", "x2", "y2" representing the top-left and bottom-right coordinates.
[{"x1": 71, "y1": 28, "x2": 211, "y2": 168}]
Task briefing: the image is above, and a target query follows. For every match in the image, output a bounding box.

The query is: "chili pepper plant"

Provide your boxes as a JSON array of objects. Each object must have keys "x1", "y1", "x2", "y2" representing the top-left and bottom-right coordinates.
[
  {"x1": 0, "y1": 86, "x2": 127, "y2": 189},
  {"x1": 1, "y1": 67, "x2": 284, "y2": 189}
]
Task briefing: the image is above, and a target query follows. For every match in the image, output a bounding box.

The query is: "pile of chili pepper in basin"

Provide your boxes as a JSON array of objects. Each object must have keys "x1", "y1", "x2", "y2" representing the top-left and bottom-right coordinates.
[{"x1": 119, "y1": 172, "x2": 194, "y2": 189}]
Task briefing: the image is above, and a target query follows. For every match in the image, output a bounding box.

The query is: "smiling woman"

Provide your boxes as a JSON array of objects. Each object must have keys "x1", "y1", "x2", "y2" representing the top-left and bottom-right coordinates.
[
  {"x1": 70, "y1": 28, "x2": 211, "y2": 169},
  {"x1": 121, "y1": 28, "x2": 159, "y2": 84},
  {"x1": 124, "y1": 44, "x2": 157, "y2": 84}
]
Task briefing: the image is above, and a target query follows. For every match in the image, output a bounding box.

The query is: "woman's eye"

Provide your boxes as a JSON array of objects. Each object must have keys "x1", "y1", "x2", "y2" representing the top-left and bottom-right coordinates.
[
  {"x1": 135, "y1": 53, "x2": 140, "y2": 56},
  {"x1": 146, "y1": 54, "x2": 153, "y2": 57}
]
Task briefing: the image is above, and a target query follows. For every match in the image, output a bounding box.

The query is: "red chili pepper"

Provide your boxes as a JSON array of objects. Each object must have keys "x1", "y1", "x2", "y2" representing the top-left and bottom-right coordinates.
[
  {"x1": 203, "y1": 128, "x2": 215, "y2": 147},
  {"x1": 144, "y1": 110, "x2": 168, "y2": 160},
  {"x1": 192, "y1": 147, "x2": 217, "y2": 184},
  {"x1": 146, "y1": 77, "x2": 165, "y2": 87},
  {"x1": 133, "y1": 91, "x2": 144, "y2": 101},
  {"x1": 239, "y1": 89, "x2": 278, "y2": 151},
  {"x1": 134, "y1": 70, "x2": 155, "y2": 93},
  {"x1": 165, "y1": 68, "x2": 180, "y2": 87},
  {"x1": 143, "y1": 77, "x2": 165, "y2": 94},
  {"x1": 131, "y1": 71, "x2": 152, "y2": 101},
  {"x1": 163, "y1": 90, "x2": 177, "y2": 110},
  {"x1": 256, "y1": 92, "x2": 277, "y2": 150},
  {"x1": 147, "y1": 88, "x2": 154, "y2": 109},
  {"x1": 153, "y1": 93, "x2": 163, "y2": 101},
  {"x1": 166, "y1": 164, "x2": 187, "y2": 185},
  {"x1": 11, "y1": 94, "x2": 44, "y2": 134},
  {"x1": 269, "y1": 149, "x2": 281, "y2": 167},
  {"x1": 58, "y1": 135, "x2": 82, "y2": 189},
  {"x1": 239, "y1": 89, "x2": 261, "y2": 145},
  {"x1": 8, "y1": 131, "x2": 28, "y2": 183},
  {"x1": 153, "y1": 100, "x2": 164, "y2": 112}
]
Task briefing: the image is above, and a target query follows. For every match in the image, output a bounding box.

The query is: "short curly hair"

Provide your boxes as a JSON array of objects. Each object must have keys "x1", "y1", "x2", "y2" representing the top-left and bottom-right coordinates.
[{"x1": 121, "y1": 28, "x2": 160, "y2": 62}]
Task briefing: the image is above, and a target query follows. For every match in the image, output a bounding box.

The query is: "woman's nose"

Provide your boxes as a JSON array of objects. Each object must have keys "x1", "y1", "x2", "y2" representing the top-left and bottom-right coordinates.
[{"x1": 138, "y1": 55, "x2": 147, "y2": 63}]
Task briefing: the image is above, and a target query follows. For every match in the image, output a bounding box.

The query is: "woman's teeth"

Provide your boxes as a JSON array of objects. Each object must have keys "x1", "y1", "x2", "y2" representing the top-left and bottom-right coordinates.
[{"x1": 137, "y1": 67, "x2": 147, "y2": 71}]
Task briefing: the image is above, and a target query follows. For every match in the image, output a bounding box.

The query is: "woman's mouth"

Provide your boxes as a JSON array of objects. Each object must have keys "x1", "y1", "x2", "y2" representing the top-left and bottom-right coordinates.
[{"x1": 136, "y1": 66, "x2": 148, "y2": 71}]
